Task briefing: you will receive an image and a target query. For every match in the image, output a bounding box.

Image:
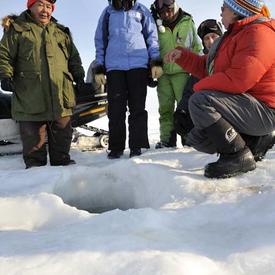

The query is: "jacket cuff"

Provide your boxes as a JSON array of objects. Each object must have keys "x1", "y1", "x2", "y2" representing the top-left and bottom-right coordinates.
[
  {"x1": 150, "y1": 58, "x2": 163, "y2": 68},
  {"x1": 92, "y1": 64, "x2": 106, "y2": 75}
]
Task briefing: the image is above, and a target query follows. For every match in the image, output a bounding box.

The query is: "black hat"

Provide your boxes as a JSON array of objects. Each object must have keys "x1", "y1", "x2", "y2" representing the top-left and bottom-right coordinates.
[
  {"x1": 154, "y1": 0, "x2": 175, "y2": 12},
  {"x1": 197, "y1": 19, "x2": 223, "y2": 40},
  {"x1": 108, "y1": 0, "x2": 136, "y2": 11}
]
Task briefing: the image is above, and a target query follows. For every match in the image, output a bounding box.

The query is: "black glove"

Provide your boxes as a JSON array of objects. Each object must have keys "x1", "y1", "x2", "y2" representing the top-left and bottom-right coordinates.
[
  {"x1": 1, "y1": 78, "x2": 15, "y2": 92},
  {"x1": 147, "y1": 77, "x2": 158, "y2": 88},
  {"x1": 76, "y1": 83, "x2": 95, "y2": 96},
  {"x1": 75, "y1": 79, "x2": 85, "y2": 91}
]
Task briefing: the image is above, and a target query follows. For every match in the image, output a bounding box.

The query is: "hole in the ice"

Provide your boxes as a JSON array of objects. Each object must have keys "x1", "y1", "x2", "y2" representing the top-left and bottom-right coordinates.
[
  {"x1": 53, "y1": 181, "x2": 149, "y2": 214},
  {"x1": 72, "y1": 204, "x2": 132, "y2": 214},
  {"x1": 53, "y1": 178, "x2": 141, "y2": 213},
  {"x1": 64, "y1": 195, "x2": 140, "y2": 214},
  {"x1": 53, "y1": 168, "x2": 176, "y2": 214},
  {"x1": 53, "y1": 161, "x2": 188, "y2": 216}
]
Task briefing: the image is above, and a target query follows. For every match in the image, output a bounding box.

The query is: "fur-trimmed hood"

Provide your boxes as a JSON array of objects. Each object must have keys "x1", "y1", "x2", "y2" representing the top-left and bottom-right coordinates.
[
  {"x1": 1, "y1": 12, "x2": 70, "y2": 36},
  {"x1": 1, "y1": 15, "x2": 18, "y2": 31}
]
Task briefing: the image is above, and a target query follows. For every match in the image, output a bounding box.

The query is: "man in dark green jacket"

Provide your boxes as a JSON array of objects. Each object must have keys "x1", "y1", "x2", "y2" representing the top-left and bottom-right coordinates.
[{"x1": 0, "y1": 0, "x2": 85, "y2": 168}]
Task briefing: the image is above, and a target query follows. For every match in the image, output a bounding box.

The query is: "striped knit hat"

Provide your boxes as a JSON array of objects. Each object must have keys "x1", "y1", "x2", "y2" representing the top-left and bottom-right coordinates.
[{"x1": 223, "y1": 0, "x2": 267, "y2": 17}]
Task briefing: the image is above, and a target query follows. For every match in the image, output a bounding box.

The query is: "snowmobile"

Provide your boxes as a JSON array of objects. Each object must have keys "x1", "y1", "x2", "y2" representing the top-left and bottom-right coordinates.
[
  {"x1": 0, "y1": 83, "x2": 109, "y2": 156},
  {"x1": 71, "y1": 83, "x2": 109, "y2": 151}
]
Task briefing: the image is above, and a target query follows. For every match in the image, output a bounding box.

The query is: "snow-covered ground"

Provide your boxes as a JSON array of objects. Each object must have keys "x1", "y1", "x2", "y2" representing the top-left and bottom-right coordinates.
[{"x1": 1, "y1": 91, "x2": 275, "y2": 275}]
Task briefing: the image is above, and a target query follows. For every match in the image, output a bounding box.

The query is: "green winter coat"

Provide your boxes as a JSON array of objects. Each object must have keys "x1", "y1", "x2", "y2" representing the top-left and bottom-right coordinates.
[
  {"x1": 158, "y1": 12, "x2": 202, "y2": 75},
  {"x1": 0, "y1": 11, "x2": 85, "y2": 121},
  {"x1": 156, "y1": 11, "x2": 202, "y2": 143}
]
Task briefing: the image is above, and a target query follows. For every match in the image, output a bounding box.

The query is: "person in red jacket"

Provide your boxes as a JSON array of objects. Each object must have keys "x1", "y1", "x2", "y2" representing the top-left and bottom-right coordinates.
[{"x1": 164, "y1": 0, "x2": 275, "y2": 178}]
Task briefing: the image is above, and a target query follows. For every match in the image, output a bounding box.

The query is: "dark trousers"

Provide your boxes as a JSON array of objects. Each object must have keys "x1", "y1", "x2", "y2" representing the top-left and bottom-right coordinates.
[
  {"x1": 187, "y1": 91, "x2": 275, "y2": 154},
  {"x1": 106, "y1": 69, "x2": 149, "y2": 151},
  {"x1": 19, "y1": 116, "x2": 72, "y2": 167}
]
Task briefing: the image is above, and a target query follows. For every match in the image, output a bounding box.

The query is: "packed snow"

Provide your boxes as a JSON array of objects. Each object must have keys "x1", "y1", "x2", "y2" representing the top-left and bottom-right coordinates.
[{"x1": 1, "y1": 91, "x2": 275, "y2": 275}]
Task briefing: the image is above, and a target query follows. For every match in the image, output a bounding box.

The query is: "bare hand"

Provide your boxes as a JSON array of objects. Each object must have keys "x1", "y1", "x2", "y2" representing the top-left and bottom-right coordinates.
[
  {"x1": 164, "y1": 49, "x2": 182, "y2": 64},
  {"x1": 151, "y1": 66, "x2": 163, "y2": 79}
]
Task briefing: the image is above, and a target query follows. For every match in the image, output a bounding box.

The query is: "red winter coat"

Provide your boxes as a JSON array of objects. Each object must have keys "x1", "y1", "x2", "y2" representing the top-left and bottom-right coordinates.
[{"x1": 175, "y1": 14, "x2": 275, "y2": 108}]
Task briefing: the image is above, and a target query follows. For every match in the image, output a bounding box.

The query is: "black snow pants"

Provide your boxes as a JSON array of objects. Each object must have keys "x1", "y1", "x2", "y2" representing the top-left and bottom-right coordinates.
[
  {"x1": 187, "y1": 91, "x2": 275, "y2": 154},
  {"x1": 106, "y1": 68, "x2": 150, "y2": 151}
]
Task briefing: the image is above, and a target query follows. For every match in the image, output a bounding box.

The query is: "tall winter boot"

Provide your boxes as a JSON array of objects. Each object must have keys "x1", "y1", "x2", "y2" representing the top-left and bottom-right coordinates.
[
  {"x1": 242, "y1": 131, "x2": 275, "y2": 161},
  {"x1": 174, "y1": 110, "x2": 194, "y2": 146},
  {"x1": 155, "y1": 130, "x2": 177, "y2": 149},
  {"x1": 203, "y1": 118, "x2": 256, "y2": 178}
]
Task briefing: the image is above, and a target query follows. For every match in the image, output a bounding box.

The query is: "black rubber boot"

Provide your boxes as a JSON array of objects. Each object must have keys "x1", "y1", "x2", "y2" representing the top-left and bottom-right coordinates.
[
  {"x1": 174, "y1": 110, "x2": 194, "y2": 139},
  {"x1": 155, "y1": 130, "x2": 177, "y2": 149},
  {"x1": 107, "y1": 150, "x2": 124, "y2": 159},
  {"x1": 203, "y1": 118, "x2": 256, "y2": 178},
  {"x1": 129, "y1": 148, "x2": 142, "y2": 158},
  {"x1": 242, "y1": 131, "x2": 275, "y2": 162},
  {"x1": 51, "y1": 159, "x2": 76, "y2": 166},
  {"x1": 168, "y1": 130, "x2": 177, "y2": 147},
  {"x1": 204, "y1": 147, "x2": 256, "y2": 178}
]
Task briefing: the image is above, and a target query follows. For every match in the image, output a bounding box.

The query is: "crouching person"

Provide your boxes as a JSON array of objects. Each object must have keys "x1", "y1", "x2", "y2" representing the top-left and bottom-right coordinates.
[
  {"x1": 0, "y1": 0, "x2": 85, "y2": 168},
  {"x1": 165, "y1": 0, "x2": 275, "y2": 178},
  {"x1": 174, "y1": 19, "x2": 223, "y2": 143}
]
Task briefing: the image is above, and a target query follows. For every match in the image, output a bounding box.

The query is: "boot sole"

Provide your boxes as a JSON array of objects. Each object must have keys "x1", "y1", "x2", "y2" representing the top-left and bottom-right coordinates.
[
  {"x1": 204, "y1": 162, "x2": 256, "y2": 179},
  {"x1": 107, "y1": 152, "x2": 123, "y2": 159}
]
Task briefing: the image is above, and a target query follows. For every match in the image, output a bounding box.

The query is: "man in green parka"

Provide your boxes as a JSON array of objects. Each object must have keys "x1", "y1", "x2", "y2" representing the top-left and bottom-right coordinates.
[
  {"x1": 151, "y1": 0, "x2": 202, "y2": 148},
  {"x1": 0, "y1": 0, "x2": 85, "y2": 168}
]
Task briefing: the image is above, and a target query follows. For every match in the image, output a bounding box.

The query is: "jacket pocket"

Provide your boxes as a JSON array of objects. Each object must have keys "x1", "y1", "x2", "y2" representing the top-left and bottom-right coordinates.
[
  {"x1": 63, "y1": 71, "x2": 75, "y2": 108},
  {"x1": 58, "y1": 42, "x2": 69, "y2": 59},
  {"x1": 19, "y1": 37, "x2": 34, "y2": 61},
  {"x1": 14, "y1": 71, "x2": 46, "y2": 114}
]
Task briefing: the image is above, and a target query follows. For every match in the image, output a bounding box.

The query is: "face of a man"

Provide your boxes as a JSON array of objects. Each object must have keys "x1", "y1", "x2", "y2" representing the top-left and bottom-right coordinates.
[
  {"x1": 203, "y1": 32, "x2": 220, "y2": 51},
  {"x1": 159, "y1": 4, "x2": 177, "y2": 22},
  {"x1": 30, "y1": 0, "x2": 53, "y2": 25}
]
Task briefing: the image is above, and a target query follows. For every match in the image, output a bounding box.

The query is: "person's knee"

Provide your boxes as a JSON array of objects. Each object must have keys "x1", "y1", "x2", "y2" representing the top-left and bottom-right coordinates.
[
  {"x1": 188, "y1": 92, "x2": 208, "y2": 112},
  {"x1": 55, "y1": 117, "x2": 71, "y2": 129},
  {"x1": 159, "y1": 101, "x2": 175, "y2": 116},
  {"x1": 186, "y1": 128, "x2": 217, "y2": 154},
  {"x1": 189, "y1": 91, "x2": 215, "y2": 124}
]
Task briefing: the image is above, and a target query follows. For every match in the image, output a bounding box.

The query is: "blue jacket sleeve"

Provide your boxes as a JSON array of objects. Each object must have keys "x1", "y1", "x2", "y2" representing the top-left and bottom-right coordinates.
[
  {"x1": 140, "y1": 6, "x2": 160, "y2": 62},
  {"x1": 94, "y1": 7, "x2": 109, "y2": 67}
]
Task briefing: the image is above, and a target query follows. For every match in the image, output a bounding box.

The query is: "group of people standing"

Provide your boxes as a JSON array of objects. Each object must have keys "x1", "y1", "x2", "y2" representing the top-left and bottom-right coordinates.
[{"x1": 0, "y1": 0, "x2": 274, "y2": 179}]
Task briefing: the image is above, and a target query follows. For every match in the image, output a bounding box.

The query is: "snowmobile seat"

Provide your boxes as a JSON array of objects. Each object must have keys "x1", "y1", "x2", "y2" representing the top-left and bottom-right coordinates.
[{"x1": 71, "y1": 82, "x2": 108, "y2": 128}]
